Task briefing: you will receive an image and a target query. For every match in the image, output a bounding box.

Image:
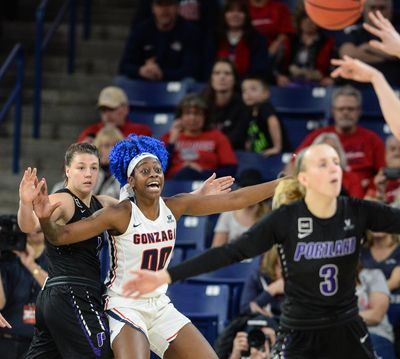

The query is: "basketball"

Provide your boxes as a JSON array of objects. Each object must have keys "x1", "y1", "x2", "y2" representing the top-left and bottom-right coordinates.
[{"x1": 305, "y1": 0, "x2": 364, "y2": 30}]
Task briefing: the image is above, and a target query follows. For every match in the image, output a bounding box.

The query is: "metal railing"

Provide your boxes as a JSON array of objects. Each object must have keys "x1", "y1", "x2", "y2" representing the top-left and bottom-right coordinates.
[
  {"x1": 0, "y1": 44, "x2": 24, "y2": 174},
  {"x1": 33, "y1": 0, "x2": 77, "y2": 139}
]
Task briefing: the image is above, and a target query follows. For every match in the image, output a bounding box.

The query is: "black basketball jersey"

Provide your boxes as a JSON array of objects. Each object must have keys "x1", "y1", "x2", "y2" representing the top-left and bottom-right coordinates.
[
  {"x1": 168, "y1": 197, "x2": 400, "y2": 330},
  {"x1": 45, "y1": 188, "x2": 106, "y2": 282}
]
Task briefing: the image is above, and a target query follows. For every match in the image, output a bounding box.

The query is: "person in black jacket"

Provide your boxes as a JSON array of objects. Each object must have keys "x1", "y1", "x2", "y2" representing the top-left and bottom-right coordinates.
[
  {"x1": 123, "y1": 143, "x2": 400, "y2": 358},
  {"x1": 119, "y1": 0, "x2": 201, "y2": 81}
]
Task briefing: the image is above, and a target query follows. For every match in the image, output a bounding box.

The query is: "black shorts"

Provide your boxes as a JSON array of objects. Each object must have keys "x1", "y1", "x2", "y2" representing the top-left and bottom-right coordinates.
[
  {"x1": 271, "y1": 316, "x2": 376, "y2": 359},
  {"x1": 26, "y1": 283, "x2": 112, "y2": 359}
]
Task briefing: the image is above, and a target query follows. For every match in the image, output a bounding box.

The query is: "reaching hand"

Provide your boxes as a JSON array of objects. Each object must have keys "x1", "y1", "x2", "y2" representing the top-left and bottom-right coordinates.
[
  {"x1": 364, "y1": 11, "x2": 400, "y2": 59},
  {"x1": 193, "y1": 173, "x2": 235, "y2": 196},
  {"x1": 0, "y1": 313, "x2": 11, "y2": 328},
  {"x1": 32, "y1": 178, "x2": 61, "y2": 220},
  {"x1": 330, "y1": 55, "x2": 381, "y2": 83},
  {"x1": 19, "y1": 167, "x2": 41, "y2": 205},
  {"x1": 122, "y1": 269, "x2": 169, "y2": 298}
]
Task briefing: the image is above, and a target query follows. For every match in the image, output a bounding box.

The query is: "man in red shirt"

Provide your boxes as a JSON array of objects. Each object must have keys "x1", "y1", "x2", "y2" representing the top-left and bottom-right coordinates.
[
  {"x1": 294, "y1": 85, "x2": 385, "y2": 195},
  {"x1": 77, "y1": 86, "x2": 152, "y2": 142}
]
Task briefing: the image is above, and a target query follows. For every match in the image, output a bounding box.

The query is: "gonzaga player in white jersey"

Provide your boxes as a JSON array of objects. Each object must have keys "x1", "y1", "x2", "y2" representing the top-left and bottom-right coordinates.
[
  {"x1": 104, "y1": 197, "x2": 184, "y2": 358},
  {"x1": 32, "y1": 134, "x2": 280, "y2": 359}
]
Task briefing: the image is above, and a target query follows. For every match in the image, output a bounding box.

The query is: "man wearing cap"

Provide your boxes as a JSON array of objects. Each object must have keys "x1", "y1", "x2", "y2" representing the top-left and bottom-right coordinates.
[
  {"x1": 77, "y1": 86, "x2": 152, "y2": 143},
  {"x1": 118, "y1": 0, "x2": 201, "y2": 81}
]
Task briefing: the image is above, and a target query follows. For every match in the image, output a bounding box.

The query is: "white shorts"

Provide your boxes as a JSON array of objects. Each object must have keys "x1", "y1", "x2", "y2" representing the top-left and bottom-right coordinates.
[{"x1": 106, "y1": 294, "x2": 190, "y2": 358}]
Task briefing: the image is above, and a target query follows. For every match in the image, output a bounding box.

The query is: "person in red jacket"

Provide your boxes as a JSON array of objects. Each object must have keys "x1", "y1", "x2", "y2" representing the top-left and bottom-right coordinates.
[
  {"x1": 162, "y1": 93, "x2": 238, "y2": 180},
  {"x1": 77, "y1": 86, "x2": 152, "y2": 142},
  {"x1": 290, "y1": 85, "x2": 385, "y2": 196}
]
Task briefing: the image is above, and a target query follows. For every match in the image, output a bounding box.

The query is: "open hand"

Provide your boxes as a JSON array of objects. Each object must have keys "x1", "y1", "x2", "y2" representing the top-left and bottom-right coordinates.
[
  {"x1": 19, "y1": 167, "x2": 41, "y2": 205},
  {"x1": 122, "y1": 269, "x2": 168, "y2": 298},
  {"x1": 194, "y1": 173, "x2": 235, "y2": 196},
  {"x1": 331, "y1": 55, "x2": 381, "y2": 83},
  {"x1": 32, "y1": 179, "x2": 61, "y2": 219},
  {"x1": 364, "y1": 11, "x2": 400, "y2": 59}
]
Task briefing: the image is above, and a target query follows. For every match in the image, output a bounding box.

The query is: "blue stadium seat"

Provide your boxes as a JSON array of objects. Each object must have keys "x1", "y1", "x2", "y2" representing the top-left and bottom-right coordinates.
[
  {"x1": 166, "y1": 282, "x2": 230, "y2": 343},
  {"x1": 359, "y1": 120, "x2": 392, "y2": 141},
  {"x1": 235, "y1": 151, "x2": 285, "y2": 181},
  {"x1": 168, "y1": 247, "x2": 184, "y2": 268},
  {"x1": 282, "y1": 117, "x2": 323, "y2": 150},
  {"x1": 175, "y1": 216, "x2": 208, "y2": 256},
  {"x1": 188, "y1": 81, "x2": 207, "y2": 93},
  {"x1": 129, "y1": 111, "x2": 175, "y2": 138},
  {"x1": 162, "y1": 180, "x2": 203, "y2": 197},
  {"x1": 360, "y1": 87, "x2": 383, "y2": 121},
  {"x1": 269, "y1": 86, "x2": 332, "y2": 120},
  {"x1": 187, "y1": 256, "x2": 260, "y2": 318},
  {"x1": 114, "y1": 77, "x2": 188, "y2": 111}
]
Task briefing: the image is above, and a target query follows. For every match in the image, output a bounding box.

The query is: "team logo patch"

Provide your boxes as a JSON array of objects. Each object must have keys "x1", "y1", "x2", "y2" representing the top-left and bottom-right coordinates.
[
  {"x1": 297, "y1": 217, "x2": 312, "y2": 239},
  {"x1": 167, "y1": 215, "x2": 174, "y2": 224},
  {"x1": 343, "y1": 219, "x2": 354, "y2": 231},
  {"x1": 97, "y1": 332, "x2": 106, "y2": 347}
]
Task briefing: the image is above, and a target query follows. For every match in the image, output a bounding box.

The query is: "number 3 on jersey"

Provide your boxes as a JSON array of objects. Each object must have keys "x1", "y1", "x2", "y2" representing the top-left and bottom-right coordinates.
[
  {"x1": 319, "y1": 264, "x2": 338, "y2": 296},
  {"x1": 141, "y1": 247, "x2": 173, "y2": 271}
]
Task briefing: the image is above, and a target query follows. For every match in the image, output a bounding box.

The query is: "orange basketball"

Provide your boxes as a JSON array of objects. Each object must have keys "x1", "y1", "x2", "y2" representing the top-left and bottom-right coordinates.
[{"x1": 305, "y1": 0, "x2": 364, "y2": 30}]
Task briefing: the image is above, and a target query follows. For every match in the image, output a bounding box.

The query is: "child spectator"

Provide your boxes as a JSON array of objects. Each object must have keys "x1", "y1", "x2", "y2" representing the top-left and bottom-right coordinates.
[
  {"x1": 161, "y1": 93, "x2": 237, "y2": 180},
  {"x1": 201, "y1": 58, "x2": 249, "y2": 149},
  {"x1": 212, "y1": 169, "x2": 269, "y2": 247},
  {"x1": 241, "y1": 76, "x2": 287, "y2": 156}
]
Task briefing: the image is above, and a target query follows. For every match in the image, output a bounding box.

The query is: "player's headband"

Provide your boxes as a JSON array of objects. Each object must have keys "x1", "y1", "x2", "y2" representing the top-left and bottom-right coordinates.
[{"x1": 127, "y1": 153, "x2": 159, "y2": 177}]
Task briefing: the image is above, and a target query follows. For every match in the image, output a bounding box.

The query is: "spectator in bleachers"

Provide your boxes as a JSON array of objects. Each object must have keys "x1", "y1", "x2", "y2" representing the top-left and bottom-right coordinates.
[
  {"x1": 239, "y1": 246, "x2": 284, "y2": 318},
  {"x1": 241, "y1": 76, "x2": 287, "y2": 156},
  {"x1": 119, "y1": 0, "x2": 201, "y2": 81},
  {"x1": 312, "y1": 133, "x2": 365, "y2": 198},
  {"x1": 361, "y1": 229, "x2": 400, "y2": 356},
  {"x1": 294, "y1": 85, "x2": 385, "y2": 196},
  {"x1": 131, "y1": 0, "x2": 221, "y2": 80},
  {"x1": 357, "y1": 265, "x2": 397, "y2": 359},
  {"x1": 212, "y1": 169, "x2": 269, "y2": 247},
  {"x1": 365, "y1": 135, "x2": 400, "y2": 203},
  {"x1": 227, "y1": 315, "x2": 278, "y2": 359},
  {"x1": 278, "y1": 3, "x2": 336, "y2": 87},
  {"x1": 201, "y1": 58, "x2": 249, "y2": 150},
  {"x1": 247, "y1": 0, "x2": 295, "y2": 86},
  {"x1": 0, "y1": 216, "x2": 48, "y2": 359},
  {"x1": 161, "y1": 93, "x2": 238, "y2": 180},
  {"x1": 339, "y1": 0, "x2": 400, "y2": 86},
  {"x1": 77, "y1": 86, "x2": 151, "y2": 143},
  {"x1": 214, "y1": 0, "x2": 271, "y2": 80}
]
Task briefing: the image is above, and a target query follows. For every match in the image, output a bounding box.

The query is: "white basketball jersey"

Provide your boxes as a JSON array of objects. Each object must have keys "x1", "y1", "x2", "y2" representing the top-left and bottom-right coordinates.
[{"x1": 104, "y1": 198, "x2": 176, "y2": 308}]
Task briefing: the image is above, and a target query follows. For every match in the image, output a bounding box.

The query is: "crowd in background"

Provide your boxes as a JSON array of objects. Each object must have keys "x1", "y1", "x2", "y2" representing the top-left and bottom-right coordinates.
[{"x1": 2, "y1": 0, "x2": 400, "y2": 358}]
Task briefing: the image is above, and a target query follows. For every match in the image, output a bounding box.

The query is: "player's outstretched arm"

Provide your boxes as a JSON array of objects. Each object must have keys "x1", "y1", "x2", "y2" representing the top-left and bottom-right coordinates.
[
  {"x1": 33, "y1": 178, "x2": 127, "y2": 246},
  {"x1": 364, "y1": 11, "x2": 400, "y2": 59},
  {"x1": 331, "y1": 55, "x2": 400, "y2": 140}
]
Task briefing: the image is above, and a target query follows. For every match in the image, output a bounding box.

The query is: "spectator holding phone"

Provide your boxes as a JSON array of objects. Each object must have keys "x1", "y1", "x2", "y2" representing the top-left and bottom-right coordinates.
[
  {"x1": 0, "y1": 215, "x2": 48, "y2": 359},
  {"x1": 365, "y1": 135, "x2": 400, "y2": 203}
]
